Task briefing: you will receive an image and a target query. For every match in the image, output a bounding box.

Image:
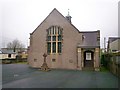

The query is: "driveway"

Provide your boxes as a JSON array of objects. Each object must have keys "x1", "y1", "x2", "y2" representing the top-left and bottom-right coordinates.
[{"x1": 2, "y1": 64, "x2": 119, "y2": 88}]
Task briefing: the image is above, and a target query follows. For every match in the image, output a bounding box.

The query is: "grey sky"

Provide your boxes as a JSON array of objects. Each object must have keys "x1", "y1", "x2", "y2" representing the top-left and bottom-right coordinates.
[{"x1": 1, "y1": 0, "x2": 119, "y2": 48}]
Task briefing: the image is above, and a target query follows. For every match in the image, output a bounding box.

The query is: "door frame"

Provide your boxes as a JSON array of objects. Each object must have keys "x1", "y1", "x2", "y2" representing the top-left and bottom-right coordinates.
[{"x1": 83, "y1": 50, "x2": 94, "y2": 67}]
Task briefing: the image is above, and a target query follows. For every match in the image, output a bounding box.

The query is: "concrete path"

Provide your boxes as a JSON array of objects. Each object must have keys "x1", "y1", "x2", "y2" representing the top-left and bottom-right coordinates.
[{"x1": 2, "y1": 64, "x2": 119, "y2": 88}]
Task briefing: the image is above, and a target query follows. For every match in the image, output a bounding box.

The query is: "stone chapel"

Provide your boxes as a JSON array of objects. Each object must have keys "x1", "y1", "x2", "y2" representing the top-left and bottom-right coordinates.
[{"x1": 28, "y1": 8, "x2": 100, "y2": 71}]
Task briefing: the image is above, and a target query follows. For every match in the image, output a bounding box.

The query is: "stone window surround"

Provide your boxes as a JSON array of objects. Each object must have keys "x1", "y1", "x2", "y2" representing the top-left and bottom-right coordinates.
[{"x1": 46, "y1": 25, "x2": 63, "y2": 54}]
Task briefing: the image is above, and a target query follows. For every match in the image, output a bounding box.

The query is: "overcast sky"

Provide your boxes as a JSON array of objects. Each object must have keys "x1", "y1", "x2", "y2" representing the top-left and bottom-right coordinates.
[{"x1": 0, "y1": 0, "x2": 119, "y2": 48}]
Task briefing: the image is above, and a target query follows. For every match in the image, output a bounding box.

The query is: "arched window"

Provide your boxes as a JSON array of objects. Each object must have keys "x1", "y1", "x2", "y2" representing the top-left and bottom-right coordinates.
[{"x1": 46, "y1": 26, "x2": 63, "y2": 54}]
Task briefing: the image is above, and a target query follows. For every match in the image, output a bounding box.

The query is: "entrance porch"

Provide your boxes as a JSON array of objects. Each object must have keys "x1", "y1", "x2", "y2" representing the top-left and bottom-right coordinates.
[{"x1": 77, "y1": 48, "x2": 100, "y2": 71}]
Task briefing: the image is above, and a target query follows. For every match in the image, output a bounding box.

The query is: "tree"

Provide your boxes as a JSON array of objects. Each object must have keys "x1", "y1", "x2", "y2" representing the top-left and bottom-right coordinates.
[{"x1": 7, "y1": 39, "x2": 25, "y2": 52}]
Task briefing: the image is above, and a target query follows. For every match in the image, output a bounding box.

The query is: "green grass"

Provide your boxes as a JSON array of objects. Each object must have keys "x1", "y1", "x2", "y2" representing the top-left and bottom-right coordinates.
[
  {"x1": 100, "y1": 66, "x2": 109, "y2": 72},
  {"x1": 15, "y1": 62, "x2": 28, "y2": 64}
]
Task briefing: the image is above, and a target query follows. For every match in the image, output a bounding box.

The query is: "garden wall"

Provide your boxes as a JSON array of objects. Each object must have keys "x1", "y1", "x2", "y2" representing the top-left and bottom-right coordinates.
[{"x1": 101, "y1": 52, "x2": 120, "y2": 78}]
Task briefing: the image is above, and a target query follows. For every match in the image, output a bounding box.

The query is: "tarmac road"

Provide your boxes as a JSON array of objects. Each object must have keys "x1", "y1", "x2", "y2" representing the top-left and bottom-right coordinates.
[{"x1": 2, "y1": 64, "x2": 119, "y2": 88}]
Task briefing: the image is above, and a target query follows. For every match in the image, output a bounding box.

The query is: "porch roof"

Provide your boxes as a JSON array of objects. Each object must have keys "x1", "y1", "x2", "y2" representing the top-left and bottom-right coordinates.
[{"x1": 78, "y1": 31, "x2": 100, "y2": 48}]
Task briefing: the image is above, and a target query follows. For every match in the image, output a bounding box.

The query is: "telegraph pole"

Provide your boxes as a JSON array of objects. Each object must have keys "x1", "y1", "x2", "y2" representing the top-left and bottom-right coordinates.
[{"x1": 104, "y1": 37, "x2": 106, "y2": 53}]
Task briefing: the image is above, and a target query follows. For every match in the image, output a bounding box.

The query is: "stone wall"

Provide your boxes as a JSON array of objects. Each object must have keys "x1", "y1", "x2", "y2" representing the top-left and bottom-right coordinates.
[{"x1": 102, "y1": 53, "x2": 120, "y2": 77}]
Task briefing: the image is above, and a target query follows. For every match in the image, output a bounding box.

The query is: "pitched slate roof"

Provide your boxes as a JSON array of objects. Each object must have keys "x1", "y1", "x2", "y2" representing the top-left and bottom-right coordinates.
[
  {"x1": 108, "y1": 37, "x2": 120, "y2": 43},
  {"x1": 78, "y1": 31, "x2": 100, "y2": 48},
  {"x1": 0, "y1": 48, "x2": 16, "y2": 54}
]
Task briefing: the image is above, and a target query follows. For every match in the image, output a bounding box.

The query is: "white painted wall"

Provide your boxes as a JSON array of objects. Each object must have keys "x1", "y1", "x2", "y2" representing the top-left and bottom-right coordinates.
[{"x1": 0, "y1": 54, "x2": 17, "y2": 59}]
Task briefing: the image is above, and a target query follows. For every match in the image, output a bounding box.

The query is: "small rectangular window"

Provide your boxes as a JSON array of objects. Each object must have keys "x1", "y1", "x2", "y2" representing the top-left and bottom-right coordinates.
[
  {"x1": 58, "y1": 35, "x2": 62, "y2": 41},
  {"x1": 58, "y1": 29, "x2": 62, "y2": 35},
  {"x1": 52, "y1": 36, "x2": 56, "y2": 41},
  {"x1": 8, "y1": 54, "x2": 11, "y2": 58},
  {"x1": 55, "y1": 26, "x2": 56, "y2": 34},
  {"x1": 52, "y1": 26, "x2": 54, "y2": 34},
  {"x1": 47, "y1": 36, "x2": 51, "y2": 41},
  {"x1": 58, "y1": 27, "x2": 59, "y2": 34},
  {"x1": 82, "y1": 35, "x2": 85, "y2": 41},
  {"x1": 34, "y1": 59, "x2": 37, "y2": 62},
  {"x1": 58, "y1": 42, "x2": 62, "y2": 53},
  {"x1": 52, "y1": 59, "x2": 56, "y2": 62},
  {"x1": 47, "y1": 29, "x2": 50, "y2": 35},
  {"x1": 49, "y1": 29, "x2": 51, "y2": 34},
  {"x1": 60, "y1": 29, "x2": 62, "y2": 34},
  {"x1": 52, "y1": 42, "x2": 56, "y2": 53},
  {"x1": 47, "y1": 42, "x2": 51, "y2": 53}
]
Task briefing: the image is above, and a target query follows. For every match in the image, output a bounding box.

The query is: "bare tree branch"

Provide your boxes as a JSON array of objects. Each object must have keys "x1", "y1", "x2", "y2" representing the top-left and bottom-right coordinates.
[{"x1": 7, "y1": 39, "x2": 25, "y2": 52}]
